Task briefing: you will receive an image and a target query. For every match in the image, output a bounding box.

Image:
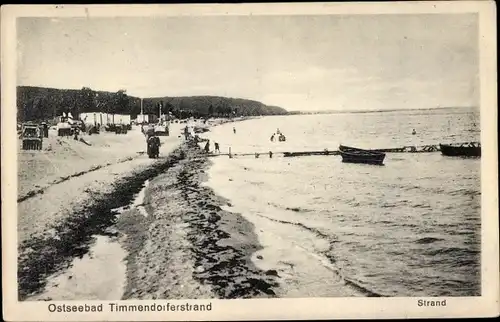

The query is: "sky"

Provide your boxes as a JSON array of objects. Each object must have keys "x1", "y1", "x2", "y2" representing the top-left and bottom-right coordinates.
[{"x1": 17, "y1": 14, "x2": 479, "y2": 111}]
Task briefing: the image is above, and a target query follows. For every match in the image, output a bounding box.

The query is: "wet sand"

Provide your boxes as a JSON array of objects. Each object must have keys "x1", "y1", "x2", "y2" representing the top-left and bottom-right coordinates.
[{"x1": 120, "y1": 141, "x2": 278, "y2": 299}]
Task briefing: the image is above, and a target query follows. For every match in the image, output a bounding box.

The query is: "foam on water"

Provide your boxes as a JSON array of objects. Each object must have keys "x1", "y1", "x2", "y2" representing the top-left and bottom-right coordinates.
[{"x1": 205, "y1": 108, "x2": 481, "y2": 297}]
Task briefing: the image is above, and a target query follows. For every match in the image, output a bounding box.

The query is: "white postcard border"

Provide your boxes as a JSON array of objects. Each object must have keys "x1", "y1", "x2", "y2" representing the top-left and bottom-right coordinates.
[{"x1": 2, "y1": 2, "x2": 498, "y2": 321}]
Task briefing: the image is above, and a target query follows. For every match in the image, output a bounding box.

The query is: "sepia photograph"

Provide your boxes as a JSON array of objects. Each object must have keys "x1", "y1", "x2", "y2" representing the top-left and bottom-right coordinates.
[{"x1": 1, "y1": 2, "x2": 498, "y2": 321}]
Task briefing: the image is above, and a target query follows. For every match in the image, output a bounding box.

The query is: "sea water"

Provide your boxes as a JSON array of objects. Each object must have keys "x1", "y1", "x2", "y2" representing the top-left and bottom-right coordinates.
[{"x1": 204, "y1": 108, "x2": 481, "y2": 297}]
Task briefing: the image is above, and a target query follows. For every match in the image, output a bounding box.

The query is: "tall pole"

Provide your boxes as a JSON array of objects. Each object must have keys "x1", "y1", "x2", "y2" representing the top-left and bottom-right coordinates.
[{"x1": 140, "y1": 98, "x2": 144, "y2": 123}]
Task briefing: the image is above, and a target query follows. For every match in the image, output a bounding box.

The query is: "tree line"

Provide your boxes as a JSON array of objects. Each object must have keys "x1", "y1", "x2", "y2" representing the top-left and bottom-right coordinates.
[{"x1": 17, "y1": 86, "x2": 288, "y2": 122}]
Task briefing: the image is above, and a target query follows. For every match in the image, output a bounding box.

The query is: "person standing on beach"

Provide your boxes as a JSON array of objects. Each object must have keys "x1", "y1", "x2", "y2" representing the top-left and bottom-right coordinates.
[
  {"x1": 41, "y1": 122, "x2": 49, "y2": 138},
  {"x1": 214, "y1": 142, "x2": 220, "y2": 153},
  {"x1": 233, "y1": 127, "x2": 236, "y2": 134},
  {"x1": 204, "y1": 140, "x2": 210, "y2": 154},
  {"x1": 270, "y1": 134, "x2": 275, "y2": 142}
]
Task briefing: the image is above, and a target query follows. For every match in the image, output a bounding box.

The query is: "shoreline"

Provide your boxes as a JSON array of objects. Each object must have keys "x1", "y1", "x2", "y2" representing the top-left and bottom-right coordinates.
[
  {"x1": 120, "y1": 141, "x2": 278, "y2": 299},
  {"x1": 200, "y1": 121, "x2": 374, "y2": 298},
  {"x1": 18, "y1": 116, "x2": 269, "y2": 300}
]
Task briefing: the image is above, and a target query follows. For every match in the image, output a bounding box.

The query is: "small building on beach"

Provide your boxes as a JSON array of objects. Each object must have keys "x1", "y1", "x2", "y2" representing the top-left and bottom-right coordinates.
[
  {"x1": 79, "y1": 112, "x2": 104, "y2": 126},
  {"x1": 79, "y1": 112, "x2": 132, "y2": 126},
  {"x1": 135, "y1": 114, "x2": 158, "y2": 124}
]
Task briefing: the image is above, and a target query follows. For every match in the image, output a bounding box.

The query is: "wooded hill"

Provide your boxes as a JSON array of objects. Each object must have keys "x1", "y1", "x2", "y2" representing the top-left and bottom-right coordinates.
[{"x1": 16, "y1": 86, "x2": 288, "y2": 122}]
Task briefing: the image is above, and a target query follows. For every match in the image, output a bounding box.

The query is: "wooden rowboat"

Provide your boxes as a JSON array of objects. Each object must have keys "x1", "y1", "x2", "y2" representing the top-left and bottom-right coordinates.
[
  {"x1": 339, "y1": 145, "x2": 386, "y2": 165},
  {"x1": 439, "y1": 142, "x2": 481, "y2": 157}
]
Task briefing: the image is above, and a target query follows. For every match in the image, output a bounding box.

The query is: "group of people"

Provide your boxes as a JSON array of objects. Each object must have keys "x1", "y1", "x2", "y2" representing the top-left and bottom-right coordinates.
[
  {"x1": 204, "y1": 140, "x2": 220, "y2": 154},
  {"x1": 270, "y1": 128, "x2": 286, "y2": 142},
  {"x1": 201, "y1": 125, "x2": 237, "y2": 154}
]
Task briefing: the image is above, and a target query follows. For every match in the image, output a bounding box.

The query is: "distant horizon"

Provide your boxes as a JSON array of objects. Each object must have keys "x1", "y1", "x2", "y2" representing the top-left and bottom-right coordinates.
[{"x1": 288, "y1": 105, "x2": 479, "y2": 114}]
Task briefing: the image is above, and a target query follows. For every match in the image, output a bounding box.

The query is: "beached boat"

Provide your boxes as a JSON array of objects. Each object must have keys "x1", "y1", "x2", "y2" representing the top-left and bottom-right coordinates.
[
  {"x1": 339, "y1": 145, "x2": 386, "y2": 165},
  {"x1": 439, "y1": 142, "x2": 481, "y2": 157}
]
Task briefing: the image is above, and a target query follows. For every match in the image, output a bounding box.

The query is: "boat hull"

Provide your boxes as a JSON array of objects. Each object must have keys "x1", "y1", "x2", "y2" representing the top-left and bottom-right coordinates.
[
  {"x1": 440, "y1": 144, "x2": 481, "y2": 157},
  {"x1": 339, "y1": 145, "x2": 386, "y2": 165},
  {"x1": 340, "y1": 152, "x2": 385, "y2": 165}
]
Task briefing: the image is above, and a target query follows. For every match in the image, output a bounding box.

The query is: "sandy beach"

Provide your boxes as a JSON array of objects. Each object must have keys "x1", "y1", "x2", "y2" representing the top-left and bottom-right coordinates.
[
  {"x1": 18, "y1": 127, "x2": 146, "y2": 202},
  {"x1": 17, "y1": 117, "x2": 278, "y2": 301},
  {"x1": 18, "y1": 124, "x2": 182, "y2": 299}
]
